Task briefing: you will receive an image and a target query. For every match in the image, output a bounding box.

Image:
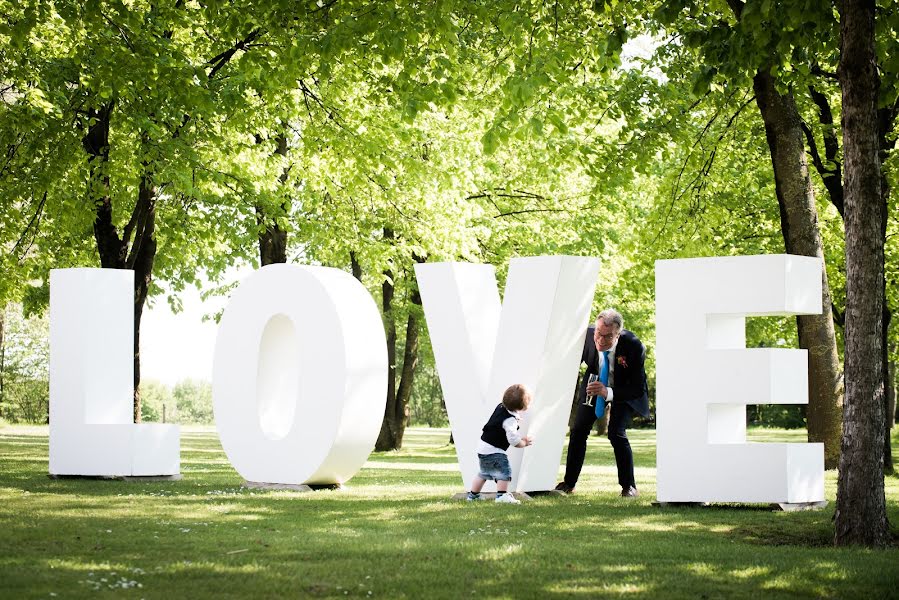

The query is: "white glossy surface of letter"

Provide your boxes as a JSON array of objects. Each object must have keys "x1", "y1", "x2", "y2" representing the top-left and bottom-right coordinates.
[
  {"x1": 49, "y1": 269, "x2": 180, "y2": 476},
  {"x1": 655, "y1": 255, "x2": 825, "y2": 503},
  {"x1": 212, "y1": 264, "x2": 386, "y2": 485},
  {"x1": 416, "y1": 256, "x2": 599, "y2": 492}
]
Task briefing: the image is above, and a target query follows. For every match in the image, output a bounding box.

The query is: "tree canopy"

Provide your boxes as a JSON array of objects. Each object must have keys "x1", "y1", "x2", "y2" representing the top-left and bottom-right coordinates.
[{"x1": 1, "y1": 0, "x2": 896, "y2": 546}]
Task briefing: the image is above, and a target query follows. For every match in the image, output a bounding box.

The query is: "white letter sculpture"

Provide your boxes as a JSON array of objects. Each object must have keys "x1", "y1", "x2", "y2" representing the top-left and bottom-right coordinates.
[
  {"x1": 416, "y1": 256, "x2": 599, "y2": 492},
  {"x1": 49, "y1": 269, "x2": 180, "y2": 476},
  {"x1": 655, "y1": 254, "x2": 825, "y2": 504},
  {"x1": 212, "y1": 264, "x2": 386, "y2": 486}
]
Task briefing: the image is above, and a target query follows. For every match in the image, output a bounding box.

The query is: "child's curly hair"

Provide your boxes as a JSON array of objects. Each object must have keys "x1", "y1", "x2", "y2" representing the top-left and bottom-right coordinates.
[{"x1": 502, "y1": 384, "x2": 532, "y2": 411}]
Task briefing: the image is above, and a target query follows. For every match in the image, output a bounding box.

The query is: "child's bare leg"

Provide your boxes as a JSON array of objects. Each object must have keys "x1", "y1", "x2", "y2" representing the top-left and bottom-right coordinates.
[
  {"x1": 470, "y1": 476, "x2": 487, "y2": 493},
  {"x1": 496, "y1": 480, "x2": 509, "y2": 493}
]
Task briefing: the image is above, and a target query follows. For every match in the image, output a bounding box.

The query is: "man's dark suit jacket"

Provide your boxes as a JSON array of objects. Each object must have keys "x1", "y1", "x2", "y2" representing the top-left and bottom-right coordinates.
[{"x1": 578, "y1": 326, "x2": 650, "y2": 418}]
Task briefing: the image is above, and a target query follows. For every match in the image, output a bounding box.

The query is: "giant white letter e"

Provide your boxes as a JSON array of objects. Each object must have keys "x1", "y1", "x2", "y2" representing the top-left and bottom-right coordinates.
[{"x1": 655, "y1": 254, "x2": 825, "y2": 504}]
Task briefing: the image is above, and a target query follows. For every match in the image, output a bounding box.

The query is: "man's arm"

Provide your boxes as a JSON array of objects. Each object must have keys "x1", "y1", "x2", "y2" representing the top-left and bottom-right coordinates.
[
  {"x1": 578, "y1": 328, "x2": 597, "y2": 405},
  {"x1": 610, "y1": 335, "x2": 647, "y2": 405},
  {"x1": 582, "y1": 327, "x2": 597, "y2": 371}
]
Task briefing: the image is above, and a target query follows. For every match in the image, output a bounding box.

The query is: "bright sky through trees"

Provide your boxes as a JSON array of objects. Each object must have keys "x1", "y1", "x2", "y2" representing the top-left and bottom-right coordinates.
[
  {"x1": 141, "y1": 266, "x2": 253, "y2": 385},
  {"x1": 141, "y1": 286, "x2": 218, "y2": 385}
]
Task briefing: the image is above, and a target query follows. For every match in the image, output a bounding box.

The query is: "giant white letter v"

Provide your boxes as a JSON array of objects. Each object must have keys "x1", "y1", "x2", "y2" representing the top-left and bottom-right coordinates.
[{"x1": 415, "y1": 256, "x2": 599, "y2": 492}]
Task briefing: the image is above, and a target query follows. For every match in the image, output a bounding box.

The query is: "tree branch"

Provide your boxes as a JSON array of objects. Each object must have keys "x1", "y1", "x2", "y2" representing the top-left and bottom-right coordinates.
[
  {"x1": 466, "y1": 189, "x2": 548, "y2": 201},
  {"x1": 12, "y1": 191, "x2": 47, "y2": 262},
  {"x1": 808, "y1": 85, "x2": 841, "y2": 167},
  {"x1": 312, "y1": 0, "x2": 338, "y2": 14},
  {"x1": 493, "y1": 207, "x2": 568, "y2": 218},
  {"x1": 806, "y1": 84, "x2": 845, "y2": 216},
  {"x1": 656, "y1": 92, "x2": 754, "y2": 241},
  {"x1": 171, "y1": 28, "x2": 263, "y2": 141},
  {"x1": 811, "y1": 64, "x2": 839, "y2": 81},
  {"x1": 726, "y1": 0, "x2": 745, "y2": 19},
  {"x1": 1, "y1": 133, "x2": 25, "y2": 179},
  {"x1": 122, "y1": 182, "x2": 150, "y2": 252},
  {"x1": 832, "y1": 302, "x2": 845, "y2": 328},
  {"x1": 207, "y1": 29, "x2": 262, "y2": 79},
  {"x1": 100, "y1": 10, "x2": 135, "y2": 52},
  {"x1": 800, "y1": 119, "x2": 830, "y2": 177}
]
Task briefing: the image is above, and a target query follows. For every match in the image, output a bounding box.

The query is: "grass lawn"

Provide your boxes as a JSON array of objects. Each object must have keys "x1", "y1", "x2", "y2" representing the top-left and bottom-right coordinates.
[{"x1": 1, "y1": 425, "x2": 898, "y2": 599}]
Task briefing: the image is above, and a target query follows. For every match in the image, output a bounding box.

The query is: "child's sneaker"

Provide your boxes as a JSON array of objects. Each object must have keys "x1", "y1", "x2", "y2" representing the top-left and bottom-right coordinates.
[
  {"x1": 495, "y1": 493, "x2": 520, "y2": 504},
  {"x1": 466, "y1": 492, "x2": 482, "y2": 501}
]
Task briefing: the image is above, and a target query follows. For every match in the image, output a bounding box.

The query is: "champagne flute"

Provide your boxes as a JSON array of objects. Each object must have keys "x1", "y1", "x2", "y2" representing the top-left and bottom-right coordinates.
[{"x1": 583, "y1": 373, "x2": 599, "y2": 407}]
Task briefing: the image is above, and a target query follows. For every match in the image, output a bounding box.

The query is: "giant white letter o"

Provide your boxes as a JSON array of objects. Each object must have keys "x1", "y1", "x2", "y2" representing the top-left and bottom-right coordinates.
[{"x1": 213, "y1": 264, "x2": 387, "y2": 485}]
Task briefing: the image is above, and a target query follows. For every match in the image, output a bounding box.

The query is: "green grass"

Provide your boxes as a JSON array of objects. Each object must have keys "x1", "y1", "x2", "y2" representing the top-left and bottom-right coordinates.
[{"x1": 1, "y1": 425, "x2": 898, "y2": 599}]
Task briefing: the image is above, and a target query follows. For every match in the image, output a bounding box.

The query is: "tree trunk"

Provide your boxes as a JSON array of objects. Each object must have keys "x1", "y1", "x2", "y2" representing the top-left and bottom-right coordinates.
[
  {"x1": 350, "y1": 251, "x2": 362, "y2": 281},
  {"x1": 0, "y1": 307, "x2": 5, "y2": 418},
  {"x1": 256, "y1": 134, "x2": 289, "y2": 266},
  {"x1": 753, "y1": 70, "x2": 844, "y2": 468},
  {"x1": 883, "y1": 307, "x2": 893, "y2": 474},
  {"x1": 376, "y1": 228, "x2": 398, "y2": 451},
  {"x1": 834, "y1": 0, "x2": 890, "y2": 547},
  {"x1": 807, "y1": 76, "x2": 899, "y2": 476},
  {"x1": 85, "y1": 103, "x2": 125, "y2": 269},
  {"x1": 889, "y1": 358, "x2": 897, "y2": 428},
  {"x1": 877, "y1": 99, "x2": 897, "y2": 473},
  {"x1": 393, "y1": 295, "x2": 421, "y2": 449},
  {"x1": 257, "y1": 213, "x2": 287, "y2": 265},
  {"x1": 130, "y1": 176, "x2": 158, "y2": 423},
  {"x1": 886, "y1": 355, "x2": 896, "y2": 473},
  {"x1": 83, "y1": 105, "x2": 158, "y2": 423}
]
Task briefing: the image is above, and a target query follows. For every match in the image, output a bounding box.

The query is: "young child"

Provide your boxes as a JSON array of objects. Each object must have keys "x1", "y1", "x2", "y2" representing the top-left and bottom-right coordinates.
[{"x1": 466, "y1": 383, "x2": 534, "y2": 504}]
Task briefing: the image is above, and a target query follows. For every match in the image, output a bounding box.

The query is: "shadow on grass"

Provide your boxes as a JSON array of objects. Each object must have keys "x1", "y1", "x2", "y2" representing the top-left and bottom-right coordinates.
[{"x1": 2, "y1": 426, "x2": 899, "y2": 598}]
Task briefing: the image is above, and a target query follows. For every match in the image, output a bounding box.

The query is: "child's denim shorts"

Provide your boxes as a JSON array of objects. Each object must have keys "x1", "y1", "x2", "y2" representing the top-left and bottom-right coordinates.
[{"x1": 477, "y1": 452, "x2": 512, "y2": 482}]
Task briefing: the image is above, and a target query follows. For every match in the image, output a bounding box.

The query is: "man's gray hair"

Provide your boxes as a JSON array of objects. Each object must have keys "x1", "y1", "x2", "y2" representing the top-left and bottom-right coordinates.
[{"x1": 596, "y1": 309, "x2": 623, "y2": 332}]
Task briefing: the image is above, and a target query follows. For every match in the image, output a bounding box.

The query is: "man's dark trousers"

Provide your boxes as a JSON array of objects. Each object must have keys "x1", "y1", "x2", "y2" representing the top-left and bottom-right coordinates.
[{"x1": 564, "y1": 400, "x2": 635, "y2": 490}]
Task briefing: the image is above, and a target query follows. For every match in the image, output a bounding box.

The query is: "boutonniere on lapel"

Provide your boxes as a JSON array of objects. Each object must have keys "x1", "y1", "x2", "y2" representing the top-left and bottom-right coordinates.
[{"x1": 617, "y1": 355, "x2": 628, "y2": 369}]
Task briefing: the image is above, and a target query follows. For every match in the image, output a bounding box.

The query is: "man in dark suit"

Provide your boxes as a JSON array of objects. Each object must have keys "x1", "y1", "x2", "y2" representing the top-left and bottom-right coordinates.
[{"x1": 556, "y1": 309, "x2": 650, "y2": 497}]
